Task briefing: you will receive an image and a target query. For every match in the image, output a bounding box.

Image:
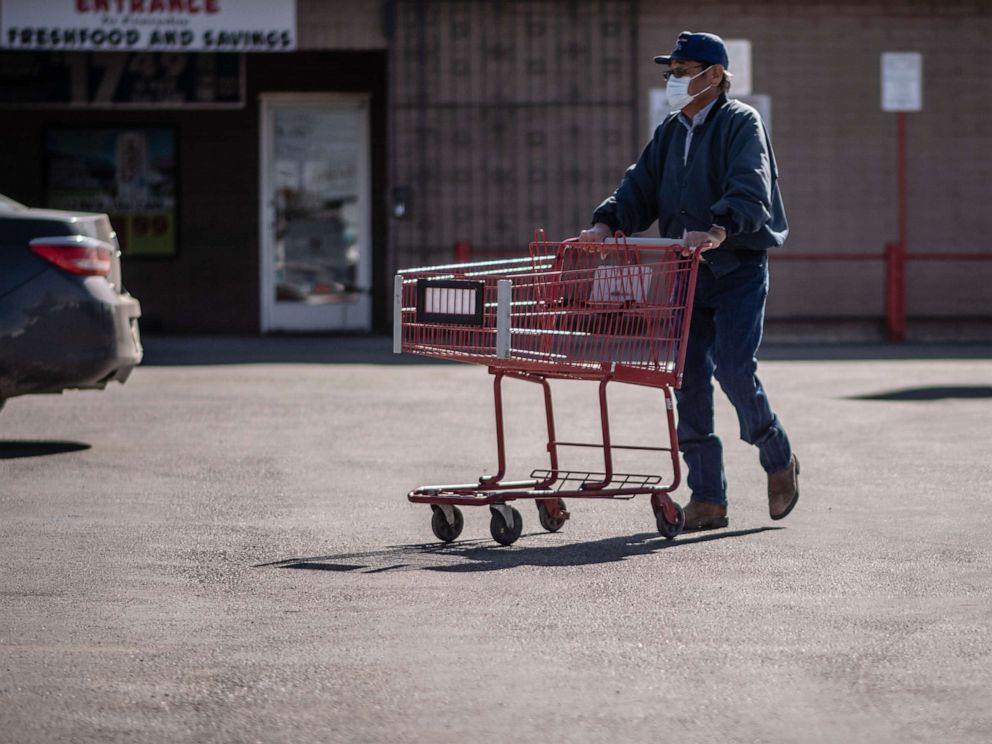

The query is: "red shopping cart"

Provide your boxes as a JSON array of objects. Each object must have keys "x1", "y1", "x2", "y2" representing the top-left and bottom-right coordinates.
[{"x1": 394, "y1": 233, "x2": 702, "y2": 545}]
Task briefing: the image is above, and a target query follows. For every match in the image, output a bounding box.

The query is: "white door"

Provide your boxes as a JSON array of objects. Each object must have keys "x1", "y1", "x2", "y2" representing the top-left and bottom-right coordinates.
[{"x1": 260, "y1": 94, "x2": 372, "y2": 332}]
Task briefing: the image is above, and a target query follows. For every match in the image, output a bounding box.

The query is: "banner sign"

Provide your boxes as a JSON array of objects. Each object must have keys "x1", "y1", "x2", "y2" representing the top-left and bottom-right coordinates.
[
  {"x1": 1, "y1": 0, "x2": 296, "y2": 52},
  {"x1": 46, "y1": 127, "x2": 178, "y2": 256},
  {"x1": 0, "y1": 51, "x2": 243, "y2": 107}
]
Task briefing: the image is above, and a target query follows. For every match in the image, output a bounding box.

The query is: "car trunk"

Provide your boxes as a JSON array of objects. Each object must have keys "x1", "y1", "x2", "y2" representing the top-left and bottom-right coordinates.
[{"x1": 0, "y1": 209, "x2": 124, "y2": 293}]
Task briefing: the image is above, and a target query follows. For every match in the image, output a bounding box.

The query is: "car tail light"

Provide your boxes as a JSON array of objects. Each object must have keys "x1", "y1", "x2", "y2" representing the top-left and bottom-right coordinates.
[{"x1": 30, "y1": 235, "x2": 115, "y2": 277}]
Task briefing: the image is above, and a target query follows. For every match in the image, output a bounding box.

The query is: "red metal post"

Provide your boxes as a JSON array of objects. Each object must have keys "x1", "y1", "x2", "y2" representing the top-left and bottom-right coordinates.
[
  {"x1": 885, "y1": 242, "x2": 906, "y2": 342},
  {"x1": 454, "y1": 240, "x2": 472, "y2": 263},
  {"x1": 884, "y1": 112, "x2": 909, "y2": 342},
  {"x1": 897, "y1": 112, "x2": 908, "y2": 253}
]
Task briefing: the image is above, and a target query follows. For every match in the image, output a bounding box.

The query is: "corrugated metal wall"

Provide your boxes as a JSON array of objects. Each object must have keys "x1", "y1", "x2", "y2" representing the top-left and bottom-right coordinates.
[{"x1": 388, "y1": 0, "x2": 640, "y2": 270}]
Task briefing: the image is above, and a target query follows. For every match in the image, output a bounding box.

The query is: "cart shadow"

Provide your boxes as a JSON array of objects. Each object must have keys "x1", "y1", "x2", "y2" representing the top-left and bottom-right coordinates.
[
  {"x1": 258, "y1": 527, "x2": 782, "y2": 574},
  {"x1": 0, "y1": 440, "x2": 92, "y2": 459}
]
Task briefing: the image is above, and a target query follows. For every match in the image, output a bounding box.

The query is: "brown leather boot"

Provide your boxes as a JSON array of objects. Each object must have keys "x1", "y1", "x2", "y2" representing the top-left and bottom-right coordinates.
[
  {"x1": 681, "y1": 500, "x2": 729, "y2": 532},
  {"x1": 768, "y1": 454, "x2": 800, "y2": 520}
]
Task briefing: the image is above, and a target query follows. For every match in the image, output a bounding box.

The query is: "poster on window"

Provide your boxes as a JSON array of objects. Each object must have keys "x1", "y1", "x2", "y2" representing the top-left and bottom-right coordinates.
[{"x1": 46, "y1": 127, "x2": 177, "y2": 256}]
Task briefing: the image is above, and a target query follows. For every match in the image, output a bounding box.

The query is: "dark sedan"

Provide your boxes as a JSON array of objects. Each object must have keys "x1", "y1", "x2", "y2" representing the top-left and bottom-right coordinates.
[{"x1": 0, "y1": 193, "x2": 142, "y2": 412}]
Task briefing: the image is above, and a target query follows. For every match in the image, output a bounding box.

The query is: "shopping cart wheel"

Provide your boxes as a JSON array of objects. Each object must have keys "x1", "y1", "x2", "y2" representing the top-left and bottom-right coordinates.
[
  {"x1": 430, "y1": 505, "x2": 464, "y2": 543},
  {"x1": 655, "y1": 502, "x2": 685, "y2": 540},
  {"x1": 489, "y1": 505, "x2": 523, "y2": 546},
  {"x1": 537, "y1": 498, "x2": 568, "y2": 532}
]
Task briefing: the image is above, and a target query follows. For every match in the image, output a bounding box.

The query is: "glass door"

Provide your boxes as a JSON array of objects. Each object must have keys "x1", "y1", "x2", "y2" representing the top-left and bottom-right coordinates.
[{"x1": 260, "y1": 94, "x2": 371, "y2": 331}]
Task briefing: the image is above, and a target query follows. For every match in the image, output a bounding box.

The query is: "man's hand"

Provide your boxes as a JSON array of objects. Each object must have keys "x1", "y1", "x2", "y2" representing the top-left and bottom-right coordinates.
[
  {"x1": 683, "y1": 227, "x2": 726, "y2": 256},
  {"x1": 576, "y1": 222, "x2": 612, "y2": 243}
]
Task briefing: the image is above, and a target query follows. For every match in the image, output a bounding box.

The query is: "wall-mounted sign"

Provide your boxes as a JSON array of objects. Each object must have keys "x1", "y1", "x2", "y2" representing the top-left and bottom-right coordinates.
[
  {"x1": 881, "y1": 52, "x2": 923, "y2": 112},
  {"x1": 725, "y1": 39, "x2": 752, "y2": 97},
  {"x1": 46, "y1": 127, "x2": 178, "y2": 257},
  {"x1": 1, "y1": 0, "x2": 296, "y2": 52},
  {"x1": 0, "y1": 51, "x2": 243, "y2": 108}
]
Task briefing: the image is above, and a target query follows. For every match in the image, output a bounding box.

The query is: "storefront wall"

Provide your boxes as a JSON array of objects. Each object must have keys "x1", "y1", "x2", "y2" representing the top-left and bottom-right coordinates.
[
  {"x1": 379, "y1": 0, "x2": 991, "y2": 326},
  {"x1": 1, "y1": 1, "x2": 989, "y2": 333},
  {"x1": 638, "y1": 0, "x2": 992, "y2": 320},
  {"x1": 0, "y1": 49, "x2": 387, "y2": 332}
]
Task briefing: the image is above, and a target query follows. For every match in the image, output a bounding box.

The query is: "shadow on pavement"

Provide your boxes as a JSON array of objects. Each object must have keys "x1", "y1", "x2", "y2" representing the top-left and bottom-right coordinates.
[
  {"x1": 0, "y1": 440, "x2": 92, "y2": 459},
  {"x1": 258, "y1": 527, "x2": 782, "y2": 574},
  {"x1": 847, "y1": 385, "x2": 992, "y2": 401}
]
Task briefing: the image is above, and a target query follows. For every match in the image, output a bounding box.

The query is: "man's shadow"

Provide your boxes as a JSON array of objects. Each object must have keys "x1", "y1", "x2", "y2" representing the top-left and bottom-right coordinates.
[{"x1": 258, "y1": 526, "x2": 782, "y2": 574}]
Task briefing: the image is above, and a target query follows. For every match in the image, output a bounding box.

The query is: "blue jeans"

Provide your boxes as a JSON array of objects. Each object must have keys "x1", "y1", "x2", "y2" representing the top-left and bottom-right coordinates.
[{"x1": 674, "y1": 252, "x2": 792, "y2": 506}]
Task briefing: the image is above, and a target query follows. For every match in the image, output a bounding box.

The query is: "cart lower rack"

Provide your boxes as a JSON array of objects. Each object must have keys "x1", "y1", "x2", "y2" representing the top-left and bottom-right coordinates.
[{"x1": 394, "y1": 234, "x2": 702, "y2": 545}]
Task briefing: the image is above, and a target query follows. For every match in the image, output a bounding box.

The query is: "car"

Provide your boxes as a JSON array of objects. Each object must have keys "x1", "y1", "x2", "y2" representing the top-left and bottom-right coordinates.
[{"x1": 0, "y1": 193, "x2": 142, "y2": 413}]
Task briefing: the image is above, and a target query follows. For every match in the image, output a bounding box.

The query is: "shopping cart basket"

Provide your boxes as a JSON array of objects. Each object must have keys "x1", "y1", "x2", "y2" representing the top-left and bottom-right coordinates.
[{"x1": 394, "y1": 233, "x2": 702, "y2": 545}]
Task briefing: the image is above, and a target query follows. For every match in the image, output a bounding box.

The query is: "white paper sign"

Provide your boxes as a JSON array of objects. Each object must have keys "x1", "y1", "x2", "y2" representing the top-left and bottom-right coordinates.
[
  {"x1": 881, "y1": 52, "x2": 923, "y2": 112},
  {"x1": 590, "y1": 265, "x2": 653, "y2": 304},
  {"x1": 725, "y1": 39, "x2": 752, "y2": 97},
  {"x1": 1, "y1": 0, "x2": 297, "y2": 52}
]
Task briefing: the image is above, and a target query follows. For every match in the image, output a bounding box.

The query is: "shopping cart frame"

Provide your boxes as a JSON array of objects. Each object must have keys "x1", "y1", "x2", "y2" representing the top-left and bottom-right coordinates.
[{"x1": 395, "y1": 234, "x2": 702, "y2": 546}]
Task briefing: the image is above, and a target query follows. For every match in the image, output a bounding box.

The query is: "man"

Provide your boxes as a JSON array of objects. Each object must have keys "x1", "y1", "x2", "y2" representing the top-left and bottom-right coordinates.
[{"x1": 577, "y1": 31, "x2": 799, "y2": 531}]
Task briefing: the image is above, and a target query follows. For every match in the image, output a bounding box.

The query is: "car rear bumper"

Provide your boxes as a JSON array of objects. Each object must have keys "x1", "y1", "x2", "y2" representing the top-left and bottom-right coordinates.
[{"x1": 0, "y1": 269, "x2": 143, "y2": 399}]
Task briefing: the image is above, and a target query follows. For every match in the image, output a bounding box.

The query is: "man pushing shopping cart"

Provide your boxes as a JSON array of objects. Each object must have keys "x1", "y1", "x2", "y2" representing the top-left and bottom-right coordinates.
[
  {"x1": 395, "y1": 30, "x2": 799, "y2": 546},
  {"x1": 577, "y1": 30, "x2": 799, "y2": 533}
]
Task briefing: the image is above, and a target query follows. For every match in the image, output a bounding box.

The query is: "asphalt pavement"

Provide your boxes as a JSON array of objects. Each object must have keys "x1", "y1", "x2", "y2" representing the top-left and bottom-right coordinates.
[{"x1": 2, "y1": 335, "x2": 991, "y2": 744}]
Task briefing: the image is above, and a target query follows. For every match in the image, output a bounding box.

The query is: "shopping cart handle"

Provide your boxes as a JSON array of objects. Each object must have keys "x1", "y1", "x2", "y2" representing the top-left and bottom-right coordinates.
[
  {"x1": 564, "y1": 236, "x2": 688, "y2": 248},
  {"x1": 602, "y1": 237, "x2": 685, "y2": 247}
]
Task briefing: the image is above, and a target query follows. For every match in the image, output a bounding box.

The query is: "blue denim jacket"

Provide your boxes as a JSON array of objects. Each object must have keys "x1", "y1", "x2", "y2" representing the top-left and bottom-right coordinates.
[{"x1": 592, "y1": 94, "x2": 788, "y2": 276}]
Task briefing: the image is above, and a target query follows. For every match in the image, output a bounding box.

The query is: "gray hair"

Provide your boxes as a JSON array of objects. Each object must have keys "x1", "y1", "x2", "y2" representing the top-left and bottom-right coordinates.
[{"x1": 719, "y1": 69, "x2": 733, "y2": 93}]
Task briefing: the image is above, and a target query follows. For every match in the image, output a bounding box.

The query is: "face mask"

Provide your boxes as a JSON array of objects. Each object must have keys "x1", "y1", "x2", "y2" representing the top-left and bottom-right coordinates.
[{"x1": 666, "y1": 66, "x2": 713, "y2": 110}]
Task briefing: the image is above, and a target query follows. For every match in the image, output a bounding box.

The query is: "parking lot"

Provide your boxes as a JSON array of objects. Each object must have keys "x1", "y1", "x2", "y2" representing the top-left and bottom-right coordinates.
[{"x1": 2, "y1": 336, "x2": 991, "y2": 743}]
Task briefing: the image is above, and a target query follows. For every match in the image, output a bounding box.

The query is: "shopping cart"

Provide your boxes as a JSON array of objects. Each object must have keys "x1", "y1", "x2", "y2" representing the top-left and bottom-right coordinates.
[{"x1": 394, "y1": 233, "x2": 702, "y2": 545}]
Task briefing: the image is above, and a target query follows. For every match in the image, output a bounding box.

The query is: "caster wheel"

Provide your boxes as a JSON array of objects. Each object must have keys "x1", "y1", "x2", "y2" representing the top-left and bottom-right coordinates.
[
  {"x1": 537, "y1": 498, "x2": 567, "y2": 532},
  {"x1": 655, "y1": 502, "x2": 685, "y2": 540},
  {"x1": 431, "y1": 505, "x2": 464, "y2": 543},
  {"x1": 489, "y1": 505, "x2": 523, "y2": 546}
]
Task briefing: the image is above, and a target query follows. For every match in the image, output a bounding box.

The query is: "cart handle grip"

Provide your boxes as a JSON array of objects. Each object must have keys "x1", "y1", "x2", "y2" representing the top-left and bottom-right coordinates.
[
  {"x1": 564, "y1": 236, "x2": 688, "y2": 248},
  {"x1": 563, "y1": 235, "x2": 700, "y2": 255},
  {"x1": 602, "y1": 237, "x2": 685, "y2": 247}
]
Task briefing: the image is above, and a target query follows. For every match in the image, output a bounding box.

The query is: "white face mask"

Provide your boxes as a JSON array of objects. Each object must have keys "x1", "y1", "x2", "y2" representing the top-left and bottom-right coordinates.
[{"x1": 666, "y1": 66, "x2": 713, "y2": 110}]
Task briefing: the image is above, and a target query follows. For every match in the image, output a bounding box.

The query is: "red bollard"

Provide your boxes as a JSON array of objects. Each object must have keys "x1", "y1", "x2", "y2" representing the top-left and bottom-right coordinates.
[{"x1": 885, "y1": 241, "x2": 906, "y2": 342}]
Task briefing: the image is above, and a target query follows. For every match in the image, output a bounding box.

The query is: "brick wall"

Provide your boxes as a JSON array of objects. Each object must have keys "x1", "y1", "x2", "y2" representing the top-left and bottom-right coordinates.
[
  {"x1": 297, "y1": 0, "x2": 387, "y2": 50},
  {"x1": 638, "y1": 0, "x2": 992, "y2": 319},
  {"x1": 297, "y1": 0, "x2": 991, "y2": 323}
]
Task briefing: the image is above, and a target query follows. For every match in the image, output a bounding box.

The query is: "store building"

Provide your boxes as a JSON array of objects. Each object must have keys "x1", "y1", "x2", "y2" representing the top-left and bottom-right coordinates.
[{"x1": 1, "y1": 0, "x2": 990, "y2": 337}]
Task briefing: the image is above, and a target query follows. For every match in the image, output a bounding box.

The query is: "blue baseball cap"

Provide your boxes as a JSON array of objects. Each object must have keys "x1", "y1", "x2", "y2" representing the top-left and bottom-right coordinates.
[{"x1": 654, "y1": 31, "x2": 729, "y2": 68}]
